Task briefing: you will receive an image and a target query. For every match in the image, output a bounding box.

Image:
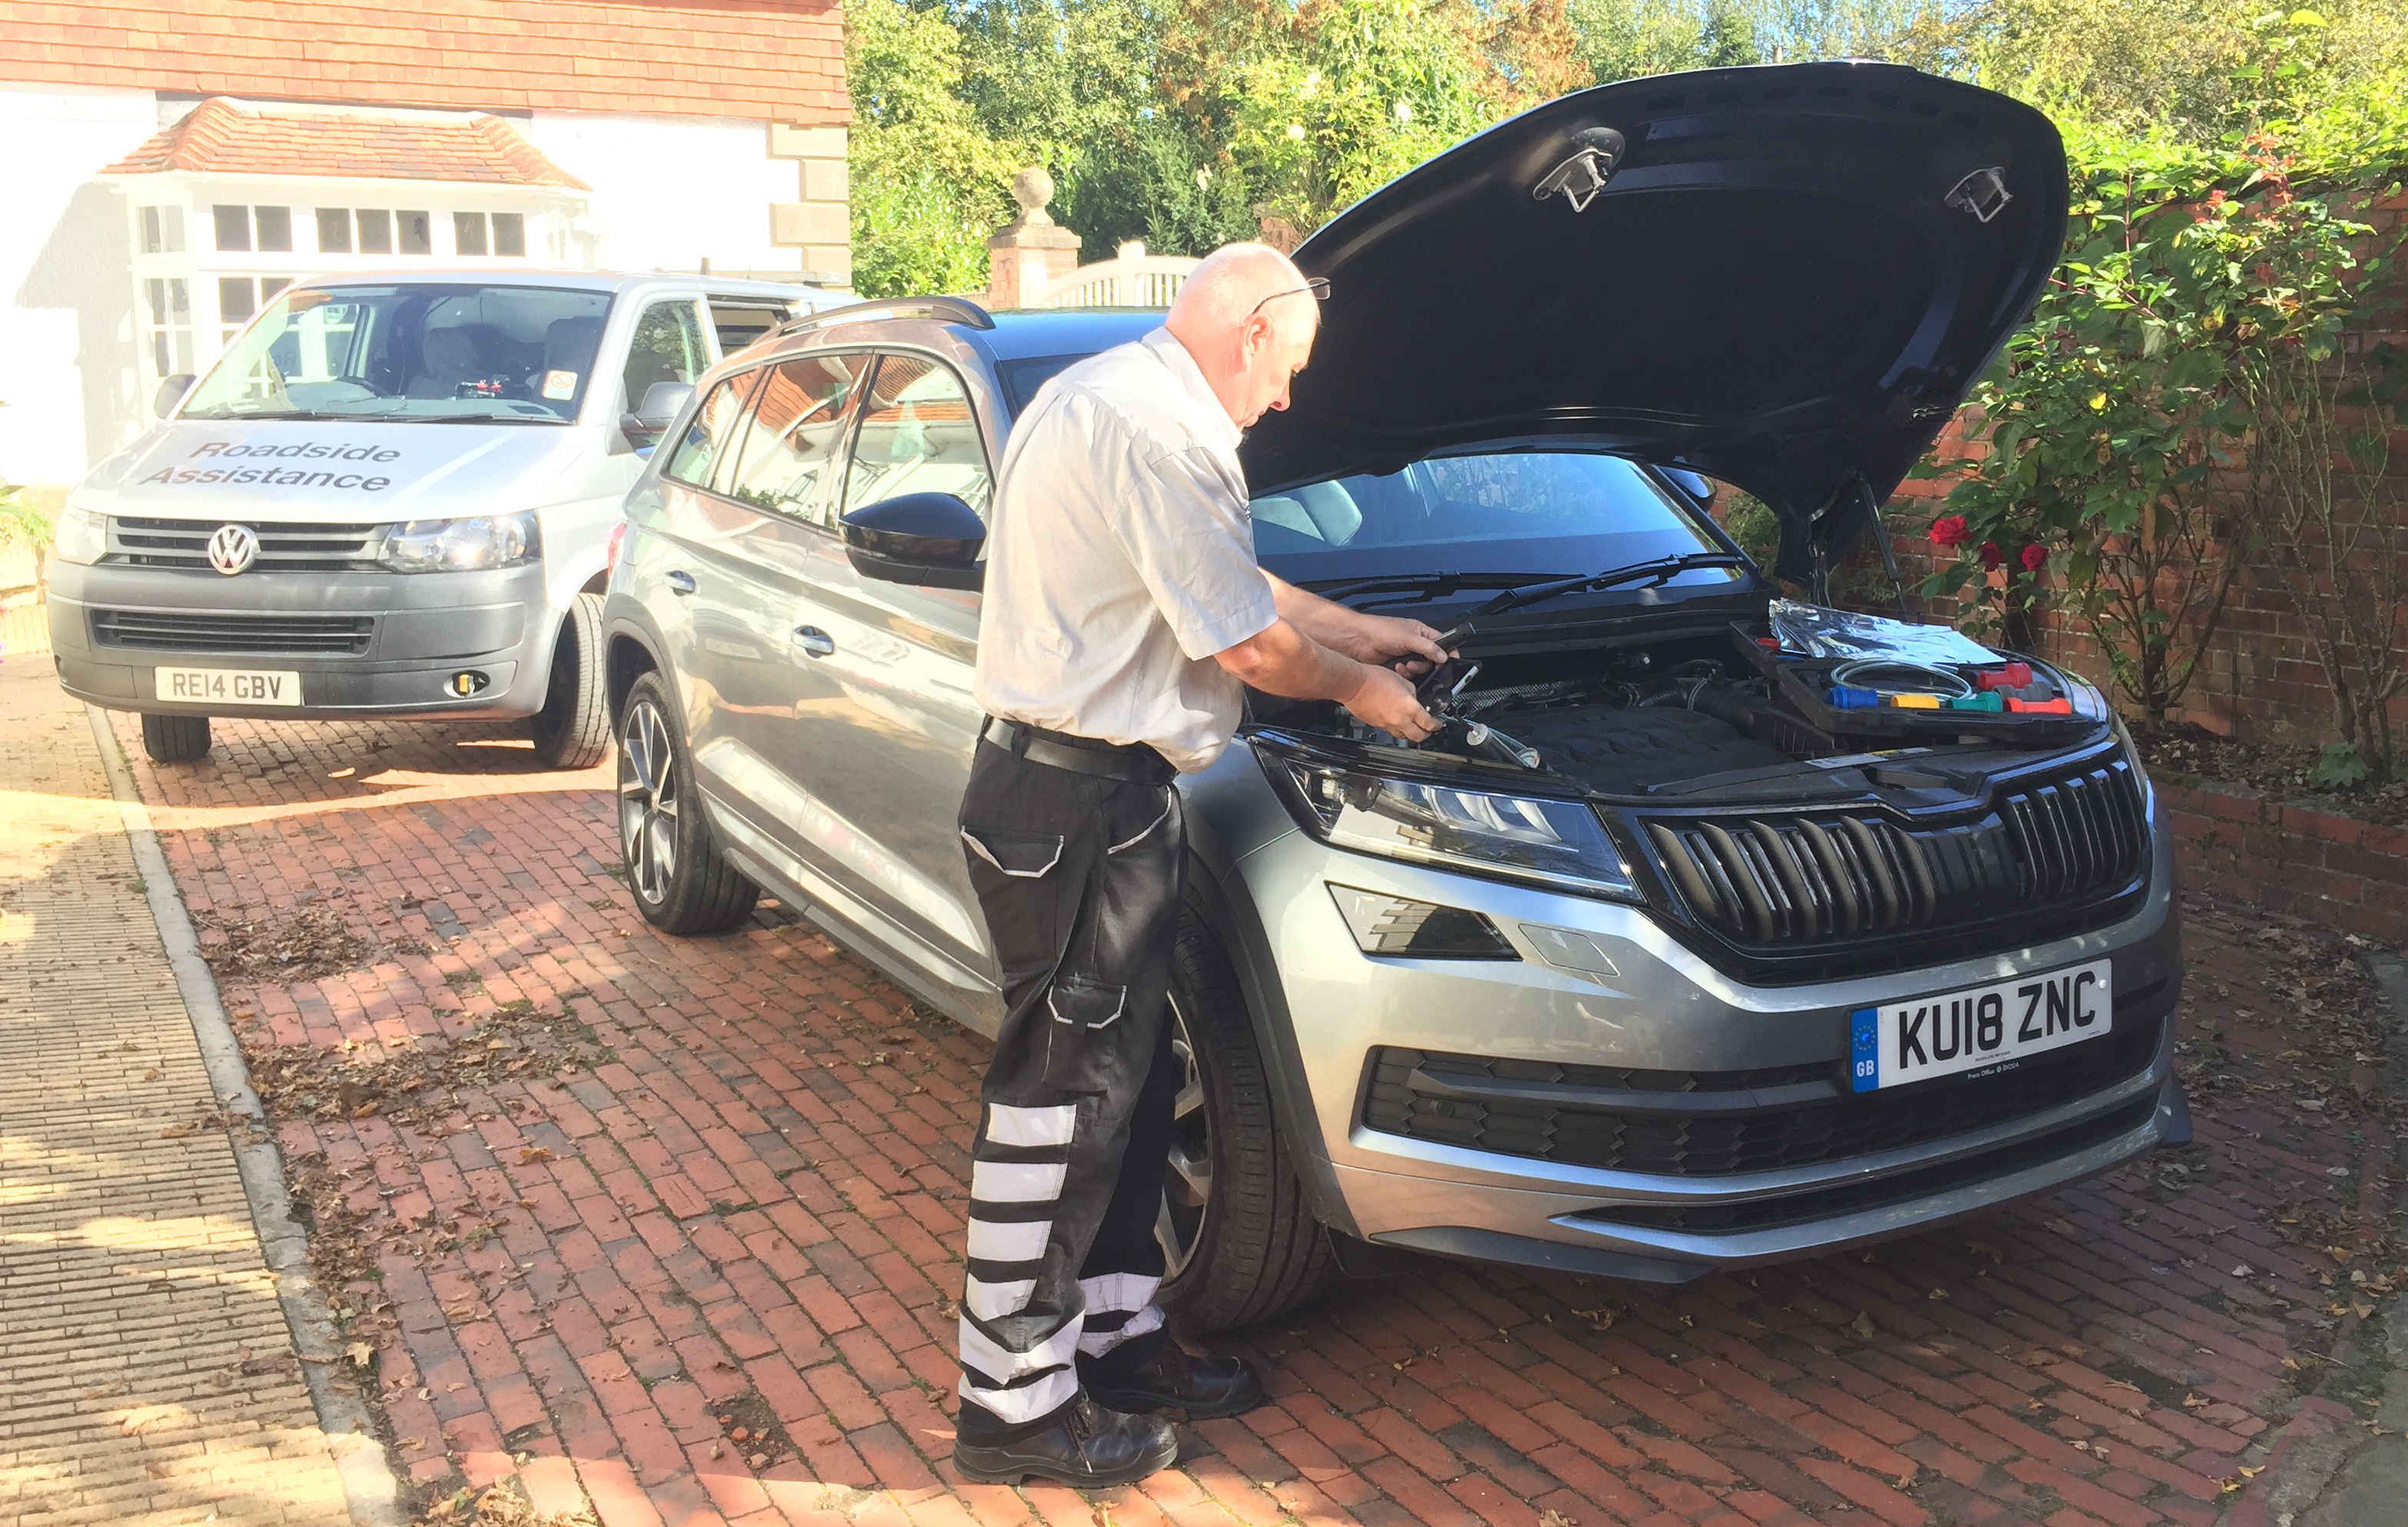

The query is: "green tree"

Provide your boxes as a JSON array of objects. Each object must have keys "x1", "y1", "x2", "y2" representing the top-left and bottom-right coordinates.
[{"x1": 847, "y1": 0, "x2": 1023, "y2": 297}]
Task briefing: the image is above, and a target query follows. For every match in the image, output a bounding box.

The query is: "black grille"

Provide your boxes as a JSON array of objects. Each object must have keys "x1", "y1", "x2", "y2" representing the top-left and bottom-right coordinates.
[
  {"x1": 108, "y1": 517, "x2": 381, "y2": 571},
  {"x1": 1642, "y1": 758, "x2": 2148, "y2": 948},
  {"x1": 1362, "y1": 1002, "x2": 2165, "y2": 1178},
  {"x1": 1571, "y1": 1096, "x2": 2160, "y2": 1233},
  {"x1": 91, "y1": 610, "x2": 371, "y2": 655}
]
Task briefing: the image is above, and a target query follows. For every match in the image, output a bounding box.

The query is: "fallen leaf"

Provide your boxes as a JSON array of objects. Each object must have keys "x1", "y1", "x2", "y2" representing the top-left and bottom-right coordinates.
[
  {"x1": 346, "y1": 1341, "x2": 374, "y2": 1368},
  {"x1": 1850, "y1": 1311, "x2": 1876, "y2": 1340},
  {"x1": 519, "y1": 1146, "x2": 555, "y2": 1164}
]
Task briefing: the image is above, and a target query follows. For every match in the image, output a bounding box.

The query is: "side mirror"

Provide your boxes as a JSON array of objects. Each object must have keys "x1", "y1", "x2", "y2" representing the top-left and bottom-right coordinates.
[
  {"x1": 841, "y1": 492, "x2": 985, "y2": 591},
  {"x1": 153, "y1": 373, "x2": 194, "y2": 420},
  {"x1": 623, "y1": 381, "x2": 694, "y2": 448}
]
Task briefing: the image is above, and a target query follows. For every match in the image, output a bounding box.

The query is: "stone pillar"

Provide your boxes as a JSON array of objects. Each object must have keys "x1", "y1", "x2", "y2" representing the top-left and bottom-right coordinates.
[
  {"x1": 986, "y1": 168, "x2": 1082, "y2": 309},
  {"x1": 769, "y1": 122, "x2": 852, "y2": 290}
]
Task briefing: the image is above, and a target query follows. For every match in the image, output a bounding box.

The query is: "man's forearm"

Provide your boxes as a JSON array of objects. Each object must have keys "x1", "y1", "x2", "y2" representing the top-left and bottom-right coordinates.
[
  {"x1": 1264, "y1": 572, "x2": 1362, "y2": 649},
  {"x1": 1215, "y1": 615, "x2": 1375, "y2": 705}
]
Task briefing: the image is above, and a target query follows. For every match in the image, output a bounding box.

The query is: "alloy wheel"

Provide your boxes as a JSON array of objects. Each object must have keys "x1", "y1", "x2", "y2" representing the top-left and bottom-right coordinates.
[
  {"x1": 618, "y1": 700, "x2": 679, "y2": 905},
  {"x1": 1156, "y1": 995, "x2": 1213, "y2": 1279}
]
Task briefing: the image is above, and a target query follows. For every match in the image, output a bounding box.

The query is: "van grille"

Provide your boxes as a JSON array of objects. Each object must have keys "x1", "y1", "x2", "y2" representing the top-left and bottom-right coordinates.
[
  {"x1": 108, "y1": 517, "x2": 383, "y2": 572},
  {"x1": 1641, "y1": 758, "x2": 2147, "y2": 948},
  {"x1": 91, "y1": 610, "x2": 372, "y2": 655}
]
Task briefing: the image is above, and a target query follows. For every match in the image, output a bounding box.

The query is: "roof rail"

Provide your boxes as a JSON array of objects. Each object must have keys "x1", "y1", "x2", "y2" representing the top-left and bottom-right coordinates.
[{"x1": 778, "y1": 295, "x2": 996, "y2": 336}]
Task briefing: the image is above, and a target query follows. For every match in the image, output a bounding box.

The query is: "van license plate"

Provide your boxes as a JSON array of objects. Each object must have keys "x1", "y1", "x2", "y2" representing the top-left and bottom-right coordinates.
[
  {"x1": 154, "y1": 666, "x2": 302, "y2": 706},
  {"x1": 1849, "y1": 960, "x2": 2111, "y2": 1092}
]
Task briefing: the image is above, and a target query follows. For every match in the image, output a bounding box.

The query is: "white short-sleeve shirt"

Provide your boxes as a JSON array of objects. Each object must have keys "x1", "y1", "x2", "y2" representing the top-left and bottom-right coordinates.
[{"x1": 972, "y1": 327, "x2": 1278, "y2": 773}]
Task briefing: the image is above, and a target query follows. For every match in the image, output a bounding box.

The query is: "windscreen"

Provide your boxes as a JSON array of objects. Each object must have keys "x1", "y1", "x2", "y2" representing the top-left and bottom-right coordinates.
[
  {"x1": 1252, "y1": 452, "x2": 1734, "y2": 588},
  {"x1": 180, "y1": 284, "x2": 613, "y2": 424}
]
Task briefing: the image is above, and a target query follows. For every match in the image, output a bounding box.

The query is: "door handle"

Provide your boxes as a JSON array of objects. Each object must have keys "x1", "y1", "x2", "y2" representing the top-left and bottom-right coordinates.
[
  {"x1": 793, "y1": 626, "x2": 835, "y2": 658},
  {"x1": 664, "y1": 570, "x2": 697, "y2": 596}
]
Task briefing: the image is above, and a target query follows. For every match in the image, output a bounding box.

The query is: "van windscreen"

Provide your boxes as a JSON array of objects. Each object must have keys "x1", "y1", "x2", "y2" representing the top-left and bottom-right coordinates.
[{"x1": 180, "y1": 284, "x2": 613, "y2": 425}]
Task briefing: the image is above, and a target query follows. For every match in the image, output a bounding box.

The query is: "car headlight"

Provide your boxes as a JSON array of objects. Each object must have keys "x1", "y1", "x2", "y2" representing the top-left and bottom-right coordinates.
[
  {"x1": 1259, "y1": 740, "x2": 1640, "y2": 901},
  {"x1": 379, "y1": 512, "x2": 541, "y2": 572},
  {"x1": 52, "y1": 505, "x2": 106, "y2": 565}
]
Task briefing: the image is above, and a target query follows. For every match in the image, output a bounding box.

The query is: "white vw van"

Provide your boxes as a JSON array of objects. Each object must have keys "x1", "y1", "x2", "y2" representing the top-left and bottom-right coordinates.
[{"x1": 45, "y1": 270, "x2": 827, "y2": 764}]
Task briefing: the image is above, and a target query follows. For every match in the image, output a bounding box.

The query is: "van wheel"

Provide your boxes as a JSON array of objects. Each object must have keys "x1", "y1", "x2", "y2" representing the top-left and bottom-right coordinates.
[
  {"x1": 532, "y1": 593, "x2": 610, "y2": 770},
  {"x1": 1158, "y1": 911, "x2": 1335, "y2": 1331},
  {"x1": 617, "y1": 673, "x2": 757, "y2": 934},
  {"x1": 140, "y1": 713, "x2": 212, "y2": 764}
]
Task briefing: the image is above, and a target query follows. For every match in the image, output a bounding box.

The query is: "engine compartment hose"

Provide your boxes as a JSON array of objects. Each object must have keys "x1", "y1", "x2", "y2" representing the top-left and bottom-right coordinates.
[{"x1": 1828, "y1": 659, "x2": 1974, "y2": 700}]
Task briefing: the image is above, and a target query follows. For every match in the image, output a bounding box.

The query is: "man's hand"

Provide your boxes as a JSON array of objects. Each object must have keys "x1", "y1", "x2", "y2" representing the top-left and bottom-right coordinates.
[
  {"x1": 1327, "y1": 612, "x2": 1453, "y2": 676},
  {"x1": 1265, "y1": 574, "x2": 1453, "y2": 676},
  {"x1": 1343, "y1": 664, "x2": 1440, "y2": 742}
]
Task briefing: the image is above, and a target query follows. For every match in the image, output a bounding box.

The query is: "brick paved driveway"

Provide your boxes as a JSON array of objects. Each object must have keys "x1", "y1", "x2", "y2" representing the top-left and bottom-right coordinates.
[{"x1": 115, "y1": 714, "x2": 2402, "y2": 1527}]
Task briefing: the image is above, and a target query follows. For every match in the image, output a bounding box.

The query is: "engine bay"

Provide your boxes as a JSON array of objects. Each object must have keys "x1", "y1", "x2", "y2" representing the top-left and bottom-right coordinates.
[{"x1": 1250, "y1": 625, "x2": 2108, "y2": 804}]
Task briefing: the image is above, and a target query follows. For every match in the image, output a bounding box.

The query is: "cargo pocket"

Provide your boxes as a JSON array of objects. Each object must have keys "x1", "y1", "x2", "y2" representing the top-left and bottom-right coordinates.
[
  {"x1": 960, "y1": 827, "x2": 1064, "y2": 879},
  {"x1": 961, "y1": 826, "x2": 1070, "y2": 991},
  {"x1": 1042, "y1": 973, "x2": 1129, "y2": 1094}
]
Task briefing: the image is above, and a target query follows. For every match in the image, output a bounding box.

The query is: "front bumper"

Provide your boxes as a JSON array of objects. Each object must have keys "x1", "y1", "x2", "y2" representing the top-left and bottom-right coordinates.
[
  {"x1": 1236, "y1": 788, "x2": 2185, "y2": 1284},
  {"x1": 45, "y1": 559, "x2": 555, "y2": 721}
]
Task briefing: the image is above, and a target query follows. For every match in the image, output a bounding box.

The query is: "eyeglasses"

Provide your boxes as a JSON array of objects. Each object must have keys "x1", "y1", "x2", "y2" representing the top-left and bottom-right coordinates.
[{"x1": 1249, "y1": 277, "x2": 1331, "y2": 320}]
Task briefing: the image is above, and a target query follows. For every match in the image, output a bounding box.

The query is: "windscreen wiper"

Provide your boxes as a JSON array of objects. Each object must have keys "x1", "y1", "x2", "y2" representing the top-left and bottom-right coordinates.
[
  {"x1": 1467, "y1": 552, "x2": 1747, "y2": 619},
  {"x1": 1302, "y1": 570, "x2": 1558, "y2": 606},
  {"x1": 1426, "y1": 552, "x2": 1750, "y2": 649}
]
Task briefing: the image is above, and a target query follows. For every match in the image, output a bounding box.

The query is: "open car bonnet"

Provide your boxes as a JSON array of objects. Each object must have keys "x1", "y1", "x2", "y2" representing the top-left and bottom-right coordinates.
[{"x1": 1238, "y1": 61, "x2": 2067, "y2": 583}]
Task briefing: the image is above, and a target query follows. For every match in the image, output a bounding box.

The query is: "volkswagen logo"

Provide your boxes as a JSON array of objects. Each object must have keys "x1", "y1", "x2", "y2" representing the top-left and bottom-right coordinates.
[{"x1": 206, "y1": 523, "x2": 259, "y2": 576}]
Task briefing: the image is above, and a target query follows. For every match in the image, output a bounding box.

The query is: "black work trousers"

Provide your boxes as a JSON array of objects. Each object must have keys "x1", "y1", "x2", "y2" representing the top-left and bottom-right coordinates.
[{"x1": 952, "y1": 734, "x2": 1184, "y2": 1442}]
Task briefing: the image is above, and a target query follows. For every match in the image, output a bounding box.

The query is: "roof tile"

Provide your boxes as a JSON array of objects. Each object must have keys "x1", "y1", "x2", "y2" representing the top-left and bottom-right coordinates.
[{"x1": 101, "y1": 97, "x2": 591, "y2": 187}]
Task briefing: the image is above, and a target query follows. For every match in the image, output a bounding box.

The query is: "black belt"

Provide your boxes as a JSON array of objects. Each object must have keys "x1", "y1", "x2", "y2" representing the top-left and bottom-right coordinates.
[{"x1": 979, "y1": 717, "x2": 1176, "y2": 784}]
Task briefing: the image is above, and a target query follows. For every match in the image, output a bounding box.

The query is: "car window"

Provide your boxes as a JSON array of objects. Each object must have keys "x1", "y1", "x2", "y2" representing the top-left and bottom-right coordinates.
[
  {"x1": 841, "y1": 354, "x2": 992, "y2": 519},
  {"x1": 178, "y1": 283, "x2": 608, "y2": 423},
  {"x1": 1251, "y1": 452, "x2": 1731, "y2": 589},
  {"x1": 661, "y1": 370, "x2": 760, "y2": 493},
  {"x1": 622, "y1": 298, "x2": 710, "y2": 417},
  {"x1": 707, "y1": 297, "x2": 792, "y2": 356},
  {"x1": 720, "y1": 353, "x2": 875, "y2": 525}
]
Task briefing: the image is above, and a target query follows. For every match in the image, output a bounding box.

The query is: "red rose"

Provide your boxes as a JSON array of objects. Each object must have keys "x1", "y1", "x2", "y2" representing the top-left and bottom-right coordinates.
[
  {"x1": 2020, "y1": 543, "x2": 2047, "y2": 574},
  {"x1": 1979, "y1": 540, "x2": 2004, "y2": 569},
  {"x1": 1929, "y1": 515, "x2": 1970, "y2": 549}
]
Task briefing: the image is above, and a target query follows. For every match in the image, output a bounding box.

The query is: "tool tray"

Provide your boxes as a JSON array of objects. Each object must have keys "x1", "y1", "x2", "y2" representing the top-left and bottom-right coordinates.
[{"x1": 1726, "y1": 624, "x2": 2097, "y2": 747}]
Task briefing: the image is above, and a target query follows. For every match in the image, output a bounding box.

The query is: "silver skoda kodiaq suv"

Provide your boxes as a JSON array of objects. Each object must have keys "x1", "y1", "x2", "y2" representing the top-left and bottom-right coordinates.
[{"x1": 601, "y1": 62, "x2": 2186, "y2": 1329}]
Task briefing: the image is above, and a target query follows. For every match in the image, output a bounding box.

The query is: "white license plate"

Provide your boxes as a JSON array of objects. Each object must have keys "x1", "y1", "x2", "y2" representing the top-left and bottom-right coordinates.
[
  {"x1": 153, "y1": 666, "x2": 302, "y2": 706},
  {"x1": 1849, "y1": 959, "x2": 2111, "y2": 1092}
]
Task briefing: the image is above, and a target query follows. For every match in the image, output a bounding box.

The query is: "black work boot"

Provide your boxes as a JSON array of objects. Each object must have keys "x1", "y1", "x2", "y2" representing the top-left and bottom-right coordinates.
[
  {"x1": 951, "y1": 1395, "x2": 1177, "y2": 1486},
  {"x1": 1083, "y1": 1339, "x2": 1265, "y2": 1420}
]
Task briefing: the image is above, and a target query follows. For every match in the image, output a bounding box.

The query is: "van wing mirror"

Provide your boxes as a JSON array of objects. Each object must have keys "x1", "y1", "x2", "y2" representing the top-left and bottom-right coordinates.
[
  {"x1": 153, "y1": 373, "x2": 194, "y2": 420},
  {"x1": 841, "y1": 492, "x2": 986, "y2": 592},
  {"x1": 623, "y1": 381, "x2": 694, "y2": 448}
]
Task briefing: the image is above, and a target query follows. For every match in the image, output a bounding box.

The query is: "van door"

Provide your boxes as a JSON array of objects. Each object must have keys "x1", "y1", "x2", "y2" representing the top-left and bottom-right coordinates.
[{"x1": 789, "y1": 351, "x2": 997, "y2": 1004}]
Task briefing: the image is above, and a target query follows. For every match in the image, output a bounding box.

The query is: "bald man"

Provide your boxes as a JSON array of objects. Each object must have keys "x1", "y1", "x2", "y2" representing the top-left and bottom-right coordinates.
[{"x1": 952, "y1": 244, "x2": 1446, "y2": 1485}]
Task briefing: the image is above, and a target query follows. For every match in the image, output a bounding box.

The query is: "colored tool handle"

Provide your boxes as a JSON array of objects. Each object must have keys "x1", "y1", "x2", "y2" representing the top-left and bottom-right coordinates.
[{"x1": 1976, "y1": 662, "x2": 2034, "y2": 690}]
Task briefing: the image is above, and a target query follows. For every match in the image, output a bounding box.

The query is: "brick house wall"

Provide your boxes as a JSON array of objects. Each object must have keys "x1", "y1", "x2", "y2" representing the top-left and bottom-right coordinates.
[
  {"x1": 1865, "y1": 186, "x2": 2408, "y2": 747},
  {"x1": 0, "y1": 0, "x2": 847, "y2": 122},
  {"x1": 0, "y1": 0, "x2": 852, "y2": 487}
]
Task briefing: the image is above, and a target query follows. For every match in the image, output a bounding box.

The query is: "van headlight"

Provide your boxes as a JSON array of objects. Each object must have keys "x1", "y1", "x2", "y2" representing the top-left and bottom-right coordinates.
[
  {"x1": 379, "y1": 512, "x2": 541, "y2": 572},
  {"x1": 52, "y1": 505, "x2": 106, "y2": 565},
  {"x1": 1258, "y1": 739, "x2": 1640, "y2": 901}
]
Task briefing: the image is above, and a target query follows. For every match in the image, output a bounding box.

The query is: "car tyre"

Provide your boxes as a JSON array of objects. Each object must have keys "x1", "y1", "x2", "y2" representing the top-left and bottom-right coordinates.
[
  {"x1": 531, "y1": 592, "x2": 611, "y2": 770},
  {"x1": 1158, "y1": 908, "x2": 1335, "y2": 1331},
  {"x1": 616, "y1": 671, "x2": 757, "y2": 934},
  {"x1": 140, "y1": 713, "x2": 212, "y2": 764}
]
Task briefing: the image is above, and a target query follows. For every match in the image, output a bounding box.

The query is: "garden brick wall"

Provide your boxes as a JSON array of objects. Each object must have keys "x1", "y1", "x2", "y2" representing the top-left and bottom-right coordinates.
[
  {"x1": 1874, "y1": 186, "x2": 2408, "y2": 748},
  {"x1": 2162, "y1": 778, "x2": 2408, "y2": 942}
]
